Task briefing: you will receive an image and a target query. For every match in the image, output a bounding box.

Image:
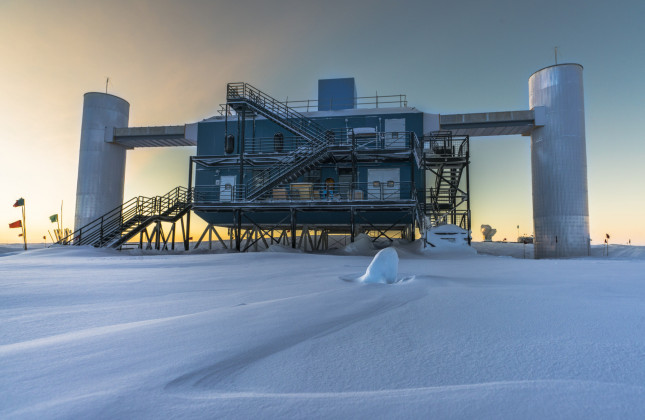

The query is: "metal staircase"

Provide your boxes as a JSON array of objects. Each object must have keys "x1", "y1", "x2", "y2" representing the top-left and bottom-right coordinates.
[
  {"x1": 226, "y1": 83, "x2": 332, "y2": 200},
  {"x1": 59, "y1": 187, "x2": 191, "y2": 248},
  {"x1": 427, "y1": 165, "x2": 465, "y2": 223},
  {"x1": 417, "y1": 131, "x2": 470, "y2": 230}
]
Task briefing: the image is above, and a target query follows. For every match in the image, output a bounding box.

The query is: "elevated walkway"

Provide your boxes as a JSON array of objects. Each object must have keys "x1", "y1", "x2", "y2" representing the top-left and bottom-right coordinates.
[
  {"x1": 439, "y1": 108, "x2": 544, "y2": 136},
  {"x1": 110, "y1": 125, "x2": 197, "y2": 148}
]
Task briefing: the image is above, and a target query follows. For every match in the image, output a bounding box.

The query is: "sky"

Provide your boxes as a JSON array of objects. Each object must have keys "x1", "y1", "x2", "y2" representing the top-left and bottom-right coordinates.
[{"x1": 1, "y1": 0, "x2": 644, "y2": 244}]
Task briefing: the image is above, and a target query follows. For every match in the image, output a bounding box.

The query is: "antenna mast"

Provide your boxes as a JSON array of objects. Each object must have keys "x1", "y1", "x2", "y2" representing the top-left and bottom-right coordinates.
[
  {"x1": 554, "y1": 47, "x2": 558, "y2": 65},
  {"x1": 105, "y1": 77, "x2": 110, "y2": 94}
]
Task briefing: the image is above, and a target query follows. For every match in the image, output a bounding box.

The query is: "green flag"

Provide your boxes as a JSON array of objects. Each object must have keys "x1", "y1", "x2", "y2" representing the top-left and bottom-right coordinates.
[
  {"x1": 49, "y1": 214, "x2": 58, "y2": 223},
  {"x1": 13, "y1": 198, "x2": 24, "y2": 207}
]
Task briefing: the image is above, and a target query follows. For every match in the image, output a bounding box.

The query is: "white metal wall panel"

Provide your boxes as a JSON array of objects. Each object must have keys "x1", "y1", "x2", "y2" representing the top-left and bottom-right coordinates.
[
  {"x1": 384, "y1": 118, "x2": 406, "y2": 148},
  {"x1": 74, "y1": 93, "x2": 129, "y2": 232},
  {"x1": 529, "y1": 64, "x2": 590, "y2": 258},
  {"x1": 220, "y1": 175, "x2": 236, "y2": 202},
  {"x1": 367, "y1": 168, "x2": 400, "y2": 200}
]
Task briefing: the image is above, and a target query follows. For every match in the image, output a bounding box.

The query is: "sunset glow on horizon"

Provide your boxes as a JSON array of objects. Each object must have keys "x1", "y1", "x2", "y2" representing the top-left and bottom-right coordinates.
[{"x1": 1, "y1": 0, "x2": 644, "y2": 245}]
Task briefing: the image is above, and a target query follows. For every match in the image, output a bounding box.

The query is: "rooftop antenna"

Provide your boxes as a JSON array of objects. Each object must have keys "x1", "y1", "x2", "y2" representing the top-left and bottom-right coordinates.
[
  {"x1": 105, "y1": 77, "x2": 110, "y2": 94},
  {"x1": 554, "y1": 47, "x2": 558, "y2": 65}
]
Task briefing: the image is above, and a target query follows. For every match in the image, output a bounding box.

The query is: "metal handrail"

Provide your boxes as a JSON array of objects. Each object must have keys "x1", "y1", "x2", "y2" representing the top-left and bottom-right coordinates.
[
  {"x1": 284, "y1": 94, "x2": 408, "y2": 112},
  {"x1": 193, "y1": 182, "x2": 416, "y2": 203},
  {"x1": 422, "y1": 134, "x2": 469, "y2": 158},
  {"x1": 240, "y1": 129, "x2": 414, "y2": 155},
  {"x1": 411, "y1": 132, "x2": 423, "y2": 166},
  {"x1": 58, "y1": 186, "x2": 190, "y2": 247},
  {"x1": 227, "y1": 83, "x2": 329, "y2": 147},
  {"x1": 217, "y1": 93, "x2": 408, "y2": 115},
  {"x1": 226, "y1": 83, "x2": 332, "y2": 200},
  {"x1": 192, "y1": 185, "x2": 247, "y2": 203}
]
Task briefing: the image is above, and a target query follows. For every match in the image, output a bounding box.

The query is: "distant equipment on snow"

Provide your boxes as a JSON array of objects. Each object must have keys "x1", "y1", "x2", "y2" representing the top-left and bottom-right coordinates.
[{"x1": 481, "y1": 225, "x2": 497, "y2": 242}]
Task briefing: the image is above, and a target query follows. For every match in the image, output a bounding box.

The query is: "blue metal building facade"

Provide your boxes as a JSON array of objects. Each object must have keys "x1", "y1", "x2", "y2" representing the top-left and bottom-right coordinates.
[
  {"x1": 194, "y1": 111, "x2": 424, "y2": 225},
  {"x1": 187, "y1": 80, "x2": 470, "y2": 250}
]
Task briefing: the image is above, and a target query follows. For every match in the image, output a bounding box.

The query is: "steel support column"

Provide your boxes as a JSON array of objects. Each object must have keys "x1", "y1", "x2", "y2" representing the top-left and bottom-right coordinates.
[{"x1": 290, "y1": 208, "x2": 296, "y2": 249}]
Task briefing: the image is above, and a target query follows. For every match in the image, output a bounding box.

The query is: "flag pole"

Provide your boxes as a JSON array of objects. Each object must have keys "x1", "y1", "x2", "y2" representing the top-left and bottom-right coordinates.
[{"x1": 22, "y1": 200, "x2": 27, "y2": 250}]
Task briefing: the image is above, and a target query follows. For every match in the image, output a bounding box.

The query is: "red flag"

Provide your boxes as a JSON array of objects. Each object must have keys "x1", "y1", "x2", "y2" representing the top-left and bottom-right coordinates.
[{"x1": 9, "y1": 220, "x2": 22, "y2": 228}]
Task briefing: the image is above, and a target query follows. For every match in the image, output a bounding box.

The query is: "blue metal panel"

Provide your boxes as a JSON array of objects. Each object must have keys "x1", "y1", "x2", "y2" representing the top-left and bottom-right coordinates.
[
  {"x1": 195, "y1": 108, "x2": 428, "y2": 222},
  {"x1": 318, "y1": 78, "x2": 356, "y2": 111},
  {"x1": 199, "y1": 110, "x2": 424, "y2": 156},
  {"x1": 195, "y1": 209, "x2": 413, "y2": 227}
]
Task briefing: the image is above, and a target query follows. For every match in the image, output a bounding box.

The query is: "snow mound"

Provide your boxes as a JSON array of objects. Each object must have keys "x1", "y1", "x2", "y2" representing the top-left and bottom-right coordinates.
[
  {"x1": 357, "y1": 247, "x2": 412, "y2": 284},
  {"x1": 473, "y1": 241, "x2": 534, "y2": 258},
  {"x1": 473, "y1": 242, "x2": 645, "y2": 260},
  {"x1": 0, "y1": 246, "x2": 22, "y2": 257},
  {"x1": 5, "y1": 245, "x2": 121, "y2": 259},
  {"x1": 0, "y1": 243, "x2": 47, "y2": 257},
  {"x1": 589, "y1": 244, "x2": 645, "y2": 259},
  {"x1": 264, "y1": 244, "x2": 303, "y2": 253},
  {"x1": 341, "y1": 233, "x2": 376, "y2": 255},
  {"x1": 340, "y1": 247, "x2": 413, "y2": 283}
]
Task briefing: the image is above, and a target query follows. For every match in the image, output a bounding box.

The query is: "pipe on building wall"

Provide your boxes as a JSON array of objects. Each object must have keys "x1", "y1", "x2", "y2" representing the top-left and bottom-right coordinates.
[
  {"x1": 74, "y1": 92, "x2": 130, "y2": 232},
  {"x1": 529, "y1": 64, "x2": 590, "y2": 258}
]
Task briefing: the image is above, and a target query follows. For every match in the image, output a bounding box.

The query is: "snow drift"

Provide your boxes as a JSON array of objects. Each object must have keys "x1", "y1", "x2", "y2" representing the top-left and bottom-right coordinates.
[{"x1": 3, "y1": 244, "x2": 645, "y2": 418}]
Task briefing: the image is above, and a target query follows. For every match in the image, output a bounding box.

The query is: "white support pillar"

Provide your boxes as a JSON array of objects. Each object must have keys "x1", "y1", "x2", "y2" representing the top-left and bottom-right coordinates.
[
  {"x1": 529, "y1": 64, "x2": 590, "y2": 258},
  {"x1": 74, "y1": 93, "x2": 130, "y2": 232}
]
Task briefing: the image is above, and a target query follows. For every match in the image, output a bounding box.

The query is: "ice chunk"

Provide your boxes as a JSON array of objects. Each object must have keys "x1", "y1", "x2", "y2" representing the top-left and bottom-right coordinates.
[{"x1": 359, "y1": 247, "x2": 399, "y2": 284}]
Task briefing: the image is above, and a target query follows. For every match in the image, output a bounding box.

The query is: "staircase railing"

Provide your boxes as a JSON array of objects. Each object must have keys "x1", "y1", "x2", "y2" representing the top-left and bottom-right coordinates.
[
  {"x1": 226, "y1": 83, "x2": 332, "y2": 200},
  {"x1": 411, "y1": 131, "x2": 423, "y2": 167},
  {"x1": 227, "y1": 83, "x2": 330, "y2": 144},
  {"x1": 58, "y1": 187, "x2": 190, "y2": 248}
]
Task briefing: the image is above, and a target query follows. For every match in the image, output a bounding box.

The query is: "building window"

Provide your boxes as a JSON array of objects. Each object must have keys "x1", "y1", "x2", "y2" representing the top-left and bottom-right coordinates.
[
  {"x1": 225, "y1": 134, "x2": 235, "y2": 154},
  {"x1": 274, "y1": 132, "x2": 284, "y2": 152}
]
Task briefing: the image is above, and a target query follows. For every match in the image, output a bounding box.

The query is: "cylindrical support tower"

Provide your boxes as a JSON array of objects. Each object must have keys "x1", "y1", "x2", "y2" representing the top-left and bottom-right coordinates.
[
  {"x1": 529, "y1": 63, "x2": 589, "y2": 258},
  {"x1": 74, "y1": 93, "x2": 130, "y2": 232}
]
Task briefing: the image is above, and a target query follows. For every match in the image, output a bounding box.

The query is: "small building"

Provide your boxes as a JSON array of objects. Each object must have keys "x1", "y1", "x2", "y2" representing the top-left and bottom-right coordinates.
[{"x1": 190, "y1": 78, "x2": 470, "y2": 250}]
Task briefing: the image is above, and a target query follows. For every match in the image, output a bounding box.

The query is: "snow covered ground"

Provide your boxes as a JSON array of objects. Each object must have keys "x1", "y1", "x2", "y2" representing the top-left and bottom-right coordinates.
[{"x1": 2, "y1": 242, "x2": 645, "y2": 419}]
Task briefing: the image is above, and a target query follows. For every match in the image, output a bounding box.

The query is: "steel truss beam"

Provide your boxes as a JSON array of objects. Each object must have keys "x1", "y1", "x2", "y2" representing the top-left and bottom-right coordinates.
[
  {"x1": 194, "y1": 224, "x2": 228, "y2": 250},
  {"x1": 355, "y1": 209, "x2": 413, "y2": 242},
  {"x1": 238, "y1": 213, "x2": 290, "y2": 252}
]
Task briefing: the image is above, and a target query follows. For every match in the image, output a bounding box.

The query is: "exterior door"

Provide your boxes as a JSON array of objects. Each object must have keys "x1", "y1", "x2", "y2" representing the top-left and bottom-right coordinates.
[
  {"x1": 384, "y1": 118, "x2": 406, "y2": 148},
  {"x1": 367, "y1": 168, "x2": 400, "y2": 200},
  {"x1": 220, "y1": 175, "x2": 236, "y2": 202}
]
